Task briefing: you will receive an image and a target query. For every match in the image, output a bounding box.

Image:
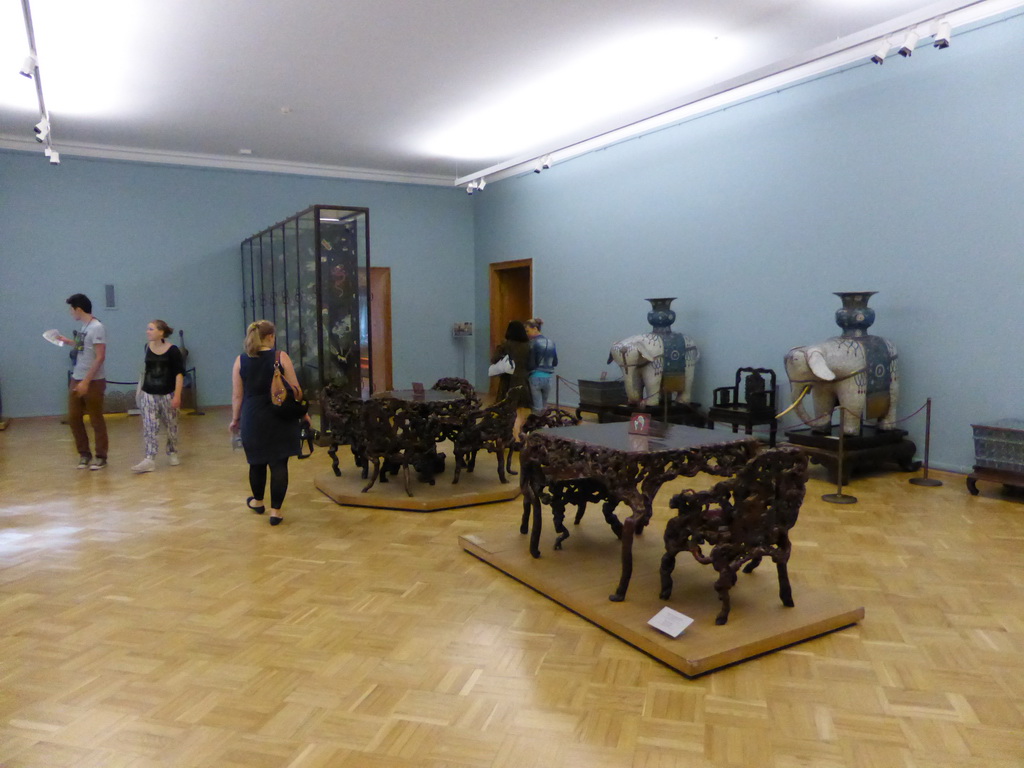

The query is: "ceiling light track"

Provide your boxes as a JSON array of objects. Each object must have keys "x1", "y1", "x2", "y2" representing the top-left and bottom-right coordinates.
[
  {"x1": 456, "y1": 0, "x2": 1023, "y2": 191},
  {"x1": 18, "y1": 0, "x2": 59, "y2": 164}
]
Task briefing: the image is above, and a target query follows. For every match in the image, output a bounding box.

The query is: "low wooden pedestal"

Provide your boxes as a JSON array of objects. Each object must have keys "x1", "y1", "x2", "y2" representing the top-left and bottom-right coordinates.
[
  {"x1": 785, "y1": 426, "x2": 919, "y2": 484},
  {"x1": 966, "y1": 465, "x2": 1024, "y2": 496},
  {"x1": 461, "y1": 525, "x2": 863, "y2": 677},
  {"x1": 315, "y1": 444, "x2": 521, "y2": 512}
]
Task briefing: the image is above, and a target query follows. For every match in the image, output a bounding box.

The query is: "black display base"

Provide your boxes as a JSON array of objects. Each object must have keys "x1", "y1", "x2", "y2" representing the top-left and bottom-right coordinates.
[
  {"x1": 576, "y1": 401, "x2": 707, "y2": 428},
  {"x1": 785, "y1": 426, "x2": 920, "y2": 484}
]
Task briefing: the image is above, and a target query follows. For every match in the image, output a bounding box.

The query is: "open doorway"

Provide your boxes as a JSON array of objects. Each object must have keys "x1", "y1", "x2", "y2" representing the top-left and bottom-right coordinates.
[
  {"x1": 370, "y1": 267, "x2": 393, "y2": 393},
  {"x1": 488, "y1": 259, "x2": 532, "y2": 397}
]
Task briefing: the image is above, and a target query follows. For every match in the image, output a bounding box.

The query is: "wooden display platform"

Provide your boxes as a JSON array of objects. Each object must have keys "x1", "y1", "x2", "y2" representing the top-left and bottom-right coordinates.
[
  {"x1": 461, "y1": 522, "x2": 863, "y2": 677},
  {"x1": 315, "y1": 446, "x2": 522, "y2": 511},
  {"x1": 785, "y1": 426, "x2": 919, "y2": 483}
]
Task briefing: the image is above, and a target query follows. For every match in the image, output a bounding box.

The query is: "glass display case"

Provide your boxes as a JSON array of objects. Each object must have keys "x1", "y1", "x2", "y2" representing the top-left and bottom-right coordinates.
[{"x1": 241, "y1": 205, "x2": 371, "y2": 402}]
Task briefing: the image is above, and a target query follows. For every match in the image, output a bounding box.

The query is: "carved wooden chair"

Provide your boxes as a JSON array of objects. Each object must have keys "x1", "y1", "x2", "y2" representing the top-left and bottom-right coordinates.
[
  {"x1": 659, "y1": 446, "x2": 808, "y2": 624},
  {"x1": 319, "y1": 383, "x2": 368, "y2": 478},
  {"x1": 391, "y1": 403, "x2": 445, "y2": 485},
  {"x1": 451, "y1": 394, "x2": 518, "y2": 484},
  {"x1": 432, "y1": 377, "x2": 480, "y2": 404},
  {"x1": 359, "y1": 398, "x2": 414, "y2": 496},
  {"x1": 707, "y1": 367, "x2": 778, "y2": 447},
  {"x1": 430, "y1": 377, "x2": 479, "y2": 443},
  {"x1": 514, "y1": 408, "x2": 616, "y2": 542}
]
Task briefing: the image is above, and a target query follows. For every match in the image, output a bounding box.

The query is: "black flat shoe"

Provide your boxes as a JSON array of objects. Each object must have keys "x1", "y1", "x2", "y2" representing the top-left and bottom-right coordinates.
[
  {"x1": 269, "y1": 515, "x2": 283, "y2": 526},
  {"x1": 246, "y1": 496, "x2": 265, "y2": 514}
]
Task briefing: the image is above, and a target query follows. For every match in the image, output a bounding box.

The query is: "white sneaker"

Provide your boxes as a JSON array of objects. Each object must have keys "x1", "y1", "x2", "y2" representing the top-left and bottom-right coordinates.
[
  {"x1": 131, "y1": 457, "x2": 156, "y2": 473},
  {"x1": 168, "y1": 453, "x2": 180, "y2": 466}
]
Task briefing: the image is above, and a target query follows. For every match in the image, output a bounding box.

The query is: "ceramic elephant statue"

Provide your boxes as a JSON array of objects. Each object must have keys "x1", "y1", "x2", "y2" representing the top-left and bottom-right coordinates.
[
  {"x1": 783, "y1": 335, "x2": 899, "y2": 435},
  {"x1": 608, "y1": 332, "x2": 700, "y2": 406}
]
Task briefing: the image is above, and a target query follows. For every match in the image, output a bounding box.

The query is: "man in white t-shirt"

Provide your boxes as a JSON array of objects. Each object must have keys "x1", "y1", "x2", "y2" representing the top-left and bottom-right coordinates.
[{"x1": 57, "y1": 293, "x2": 108, "y2": 470}]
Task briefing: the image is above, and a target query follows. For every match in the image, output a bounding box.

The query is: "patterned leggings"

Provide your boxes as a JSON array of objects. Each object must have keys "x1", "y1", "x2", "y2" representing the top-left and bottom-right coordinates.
[{"x1": 139, "y1": 392, "x2": 178, "y2": 458}]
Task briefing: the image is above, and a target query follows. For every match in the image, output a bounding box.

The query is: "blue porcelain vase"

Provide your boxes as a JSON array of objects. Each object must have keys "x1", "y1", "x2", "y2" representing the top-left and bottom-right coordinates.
[
  {"x1": 834, "y1": 291, "x2": 877, "y2": 338},
  {"x1": 645, "y1": 297, "x2": 677, "y2": 335}
]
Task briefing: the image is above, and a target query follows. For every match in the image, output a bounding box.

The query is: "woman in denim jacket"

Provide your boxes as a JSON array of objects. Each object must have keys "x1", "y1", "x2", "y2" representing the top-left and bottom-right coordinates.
[{"x1": 525, "y1": 318, "x2": 558, "y2": 414}]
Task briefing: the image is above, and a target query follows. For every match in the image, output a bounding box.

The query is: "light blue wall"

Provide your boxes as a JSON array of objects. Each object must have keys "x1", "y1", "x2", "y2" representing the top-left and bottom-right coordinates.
[
  {"x1": 4, "y1": 15, "x2": 1021, "y2": 472},
  {"x1": 473, "y1": 14, "x2": 1024, "y2": 473},
  {"x1": 0, "y1": 155, "x2": 475, "y2": 417}
]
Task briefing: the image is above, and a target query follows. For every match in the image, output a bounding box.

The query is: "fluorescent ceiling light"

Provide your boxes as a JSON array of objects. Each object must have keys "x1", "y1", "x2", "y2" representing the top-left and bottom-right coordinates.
[
  {"x1": 0, "y1": 0, "x2": 149, "y2": 115},
  {"x1": 420, "y1": 27, "x2": 742, "y2": 161},
  {"x1": 457, "y1": 0, "x2": 1024, "y2": 187}
]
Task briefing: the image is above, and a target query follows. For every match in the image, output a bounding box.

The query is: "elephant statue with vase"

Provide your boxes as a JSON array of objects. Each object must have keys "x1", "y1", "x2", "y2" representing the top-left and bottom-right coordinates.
[
  {"x1": 608, "y1": 298, "x2": 699, "y2": 406},
  {"x1": 783, "y1": 291, "x2": 899, "y2": 436}
]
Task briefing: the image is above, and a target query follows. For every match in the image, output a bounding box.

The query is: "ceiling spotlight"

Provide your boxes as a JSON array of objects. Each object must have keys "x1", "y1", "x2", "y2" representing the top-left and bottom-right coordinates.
[
  {"x1": 466, "y1": 180, "x2": 479, "y2": 195},
  {"x1": 898, "y1": 30, "x2": 920, "y2": 57},
  {"x1": 476, "y1": 177, "x2": 486, "y2": 191},
  {"x1": 934, "y1": 20, "x2": 952, "y2": 49},
  {"x1": 48, "y1": 150, "x2": 60, "y2": 165},
  {"x1": 541, "y1": 154, "x2": 553, "y2": 170},
  {"x1": 20, "y1": 54, "x2": 37, "y2": 78},
  {"x1": 870, "y1": 39, "x2": 890, "y2": 65},
  {"x1": 34, "y1": 116, "x2": 50, "y2": 143},
  {"x1": 533, "y1": 160, "x2": 543, "y2": 174}
]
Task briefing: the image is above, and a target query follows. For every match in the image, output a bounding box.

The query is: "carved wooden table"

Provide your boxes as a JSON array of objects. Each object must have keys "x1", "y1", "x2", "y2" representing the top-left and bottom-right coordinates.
[
  {"x1": 370, "y1": 389, "x2": 469, "y2": 487},
  {"x1": 520, "y1": 422, "x2": 758, "y2": 602},
  {"x1": 374, "y1": 389, "x2": 465, "y2": 412}
]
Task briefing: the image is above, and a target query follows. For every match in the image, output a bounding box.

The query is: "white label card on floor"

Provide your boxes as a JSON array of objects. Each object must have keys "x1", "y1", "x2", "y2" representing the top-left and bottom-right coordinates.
[{"x1": 648, "y1": 607, "x2": 694, "y2": 637}]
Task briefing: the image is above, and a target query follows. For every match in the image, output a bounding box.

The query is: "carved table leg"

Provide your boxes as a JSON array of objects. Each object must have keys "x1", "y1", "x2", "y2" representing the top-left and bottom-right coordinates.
[
  {"x1": 659, "y1": 548, "x2": 678, "y2": 600},
  {"x1": 552, "y1": 496, "x2": 571, "y2": 550},
  {"x1": 601, "y1": 499, "x2": 623, "y2": 538},
  {"x1": 610, "y1": 498, "x2": 650, "y2": 602},
  {"x1": 528, "y1": 480, "x2": 544, "y2": 559},
  {"x1": 775, "y1": 559, "x2": 794, "y2": 608},
  {"x1": 713, "y1": 567, "x2": 738, "y2": 625},
  {"x1": 362, "y1": 458, "x2": 381, "y2": 493},
  {"x1": 609, "y1": 514, "x2": 636, "y2": 602},
  {"x1": 495, "y1": 445, "x2": 508, "y2": 484}
]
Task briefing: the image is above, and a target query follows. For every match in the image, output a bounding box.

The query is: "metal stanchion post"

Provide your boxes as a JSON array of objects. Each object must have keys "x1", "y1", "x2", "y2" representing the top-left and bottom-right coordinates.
[
  {"x1": 909, "y1": 397, "x2": 941, "y2": 487},
  {"x1": 823, "y1": 408, "x2": 857, "y2": 504}
]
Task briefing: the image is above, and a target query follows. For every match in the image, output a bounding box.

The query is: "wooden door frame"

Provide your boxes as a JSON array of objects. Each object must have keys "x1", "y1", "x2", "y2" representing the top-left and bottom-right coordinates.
[
  {"x1": 369, "y1": 267, "x2": 393, "y2": 393},
  {"x1": 488, "y1": 258, "x2": 533, "y2": 357},
  {"x1": 488, "y1": 259, "x2": 532, "y2": 397}
]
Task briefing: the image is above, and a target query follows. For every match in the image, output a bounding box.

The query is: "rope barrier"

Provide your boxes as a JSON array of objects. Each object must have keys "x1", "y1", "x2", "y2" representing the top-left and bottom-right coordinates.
[
  {"x1": 557, "y1": 374, "x2": 932, "y2": 439},
  {"x1": 778, "y1": 386, "x2": 930, "y2": 431}
]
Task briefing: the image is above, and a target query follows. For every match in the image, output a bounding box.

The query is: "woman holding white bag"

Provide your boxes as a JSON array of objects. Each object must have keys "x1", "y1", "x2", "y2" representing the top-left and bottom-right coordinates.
[{"x1": 490, "y1": 320, "x2": 532, "y2": 437}]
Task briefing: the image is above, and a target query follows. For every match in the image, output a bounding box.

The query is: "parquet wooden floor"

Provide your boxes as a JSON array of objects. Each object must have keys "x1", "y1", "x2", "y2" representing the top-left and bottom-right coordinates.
[{"x1": 1, "y1": 410, "x2": 1022, "y2": 767}]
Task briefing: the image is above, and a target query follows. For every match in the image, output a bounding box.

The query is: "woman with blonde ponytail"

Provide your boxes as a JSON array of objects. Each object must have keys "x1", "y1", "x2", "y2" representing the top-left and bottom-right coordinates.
[{"x1": 230, "y1": 320, "x2": 304, "y2": 525}]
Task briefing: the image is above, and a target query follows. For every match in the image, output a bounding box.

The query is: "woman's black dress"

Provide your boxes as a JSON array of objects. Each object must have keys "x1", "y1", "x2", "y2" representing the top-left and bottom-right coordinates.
[{"x1": 239, "y1": 350, "x2": 301, "y2": 464}]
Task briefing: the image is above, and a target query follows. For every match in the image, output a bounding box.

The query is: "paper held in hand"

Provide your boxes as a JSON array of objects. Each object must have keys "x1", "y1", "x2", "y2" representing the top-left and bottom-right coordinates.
[{"x1": 42, "y1": 329, "x2": 64, "y2": 346}]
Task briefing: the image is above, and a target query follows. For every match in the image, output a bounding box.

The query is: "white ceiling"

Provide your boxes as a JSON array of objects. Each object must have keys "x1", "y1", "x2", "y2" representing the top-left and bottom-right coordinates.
[{"x1": 0, "y1": 0, "x2": 1012, "y2": 185}]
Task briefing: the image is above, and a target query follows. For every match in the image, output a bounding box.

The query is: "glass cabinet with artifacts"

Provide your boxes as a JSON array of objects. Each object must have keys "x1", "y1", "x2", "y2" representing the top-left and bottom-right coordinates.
[{"x1": 240, "y1": 205, "x2": 371, "y2": 402}]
